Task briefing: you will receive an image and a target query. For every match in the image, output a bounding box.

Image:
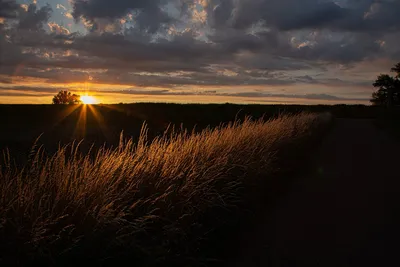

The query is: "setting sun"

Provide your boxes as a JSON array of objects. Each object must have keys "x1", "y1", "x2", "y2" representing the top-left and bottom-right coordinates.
[{"x1": 80, "y1": 95, "x2": 97, "y2": 104}]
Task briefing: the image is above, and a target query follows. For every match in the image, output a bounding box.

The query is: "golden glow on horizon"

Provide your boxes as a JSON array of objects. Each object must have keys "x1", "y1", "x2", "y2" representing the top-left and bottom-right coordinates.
[
  {"x1": 0, "y1": 79, "x2": 371, "y2": 105},
  {"x1": 80, "y1": 95, "x2": 97, "y2": 104}
]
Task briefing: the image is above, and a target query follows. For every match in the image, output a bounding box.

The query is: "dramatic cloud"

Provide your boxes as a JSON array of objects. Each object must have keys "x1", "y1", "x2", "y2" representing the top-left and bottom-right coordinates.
[
  {"x1": 48, "y1": 21, "x2": 70, "y2": 34},
  {"x1": 0, "y1": 0, "x2": 400, "y2": 103},
  {"x1": 232, "y1": 0, "x2": 346, "y2": 31},
  {"x1": 18, "y1": 3, "x2": 53, "y2": 31},
  {"x1": 72, "y1": 0, "x2": 173, "y2": 32},
  {"x1": 0, "y1": 0, "x2": 18, "y2": 19}
]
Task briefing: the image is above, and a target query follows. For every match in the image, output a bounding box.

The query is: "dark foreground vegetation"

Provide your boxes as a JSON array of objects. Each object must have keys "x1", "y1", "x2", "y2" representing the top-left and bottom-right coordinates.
[
  {"x1": 374, "y1": 110, "x2": 400, "y2": 138},
  {"x1": 0, "y1": 103, "x2": 336, "y2": 266},
  {"x1": 1, "y1": 103, "x2": 397, "y2": 266}
]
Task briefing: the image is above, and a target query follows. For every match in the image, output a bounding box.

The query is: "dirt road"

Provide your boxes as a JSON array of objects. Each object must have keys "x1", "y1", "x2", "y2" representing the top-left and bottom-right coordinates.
[{"x1": 235, "y1": 119, "x2": 400, "y2": 267}]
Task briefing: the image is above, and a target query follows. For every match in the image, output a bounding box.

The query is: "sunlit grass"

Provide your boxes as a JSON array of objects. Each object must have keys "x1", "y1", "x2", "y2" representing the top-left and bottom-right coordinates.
[{"x1": 0, "y1": 112, "x2": 331, "y2": 265}]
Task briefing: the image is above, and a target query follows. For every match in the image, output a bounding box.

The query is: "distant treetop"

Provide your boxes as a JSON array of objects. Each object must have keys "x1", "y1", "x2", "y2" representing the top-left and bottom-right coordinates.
[
  {"x1": 53, "y1": 90, "x2": 82, "y2": 104},
  {"x1": 371, "y1": 62, "x2": 400, "y2": 107}
]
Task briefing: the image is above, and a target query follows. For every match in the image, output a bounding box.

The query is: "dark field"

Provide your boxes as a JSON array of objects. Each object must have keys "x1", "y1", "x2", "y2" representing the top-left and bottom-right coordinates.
[
  {"x1": 0, "y1": 103, "x2": 397, "y2": 266},
  {"x1": 0, "y1": 103, "x2": 391, "y2": 159}
]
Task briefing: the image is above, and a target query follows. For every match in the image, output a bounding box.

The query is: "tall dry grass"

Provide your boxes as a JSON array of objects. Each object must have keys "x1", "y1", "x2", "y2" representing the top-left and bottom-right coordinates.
[{"x1": 0, "y1": 112, "x2": 331, "y2": 266}]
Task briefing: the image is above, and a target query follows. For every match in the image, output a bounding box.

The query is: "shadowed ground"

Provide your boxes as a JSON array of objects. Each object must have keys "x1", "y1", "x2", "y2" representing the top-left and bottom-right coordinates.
[{"x1": 235, "y1": 119, "x2": 400, "y2": 267}]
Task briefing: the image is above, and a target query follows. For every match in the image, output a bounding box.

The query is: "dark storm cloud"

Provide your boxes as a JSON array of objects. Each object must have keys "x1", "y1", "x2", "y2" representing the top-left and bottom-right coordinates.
[
  {"x1": 0, "y1": 0, "x2": 18, "y2": 18},
  {"x1": 4, "y1": 0, "x2": 400, "y2": 67},
  {"x1": 72, "y1": 0, "x2": 173, "y2": 32},
  {"x1": 232, "y1": 0, "x2": 346, "y2": 31},
  {"x1": 1, "y1": 29, "x2": 230, "y2": 73},
  {"x1": 204, "y1": 0, "x2": 400, "y2": 64},
  {"x1": 18, "y1": 3, "x2": 53, "y2": 31},
  {"x1": 207, "y1": 0, "x2": 234, "y2": 29},
  {"x1": 227, "y1": 0, "x2": 400, "y2": 33},
  {"x1": 72, "y1": 31, "x2": 220, "y2": 64},
  {"x1": 334, "y1": 1, "x2": 400, "y2": 33},
  {"x1": 72, "y1": 0, "x2": 158, "y2": 19},
  {"x1": 288, "y1": 33, "x2": 383, "y2": 63},
  {"x1": 0, "y1": 2, "x2": 54, "y2": 73}
]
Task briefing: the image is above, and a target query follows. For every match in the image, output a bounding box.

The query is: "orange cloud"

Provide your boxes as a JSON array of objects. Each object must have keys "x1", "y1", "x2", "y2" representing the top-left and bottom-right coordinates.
[
  {"x1": 20, "y1": 4, "x2": 29, "y2": 12},
  {"x1": 48, "y1": 22, "x2": 70, "y2": 35},
  {"x1": 65, "y1": 12, "x2": 73, "y2": 19}
]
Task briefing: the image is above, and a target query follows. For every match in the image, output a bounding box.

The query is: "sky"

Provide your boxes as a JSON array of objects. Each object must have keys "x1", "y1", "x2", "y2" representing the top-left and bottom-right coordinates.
[{"x1": 0, "y1": 0, "x2": 399, "y2": 104}]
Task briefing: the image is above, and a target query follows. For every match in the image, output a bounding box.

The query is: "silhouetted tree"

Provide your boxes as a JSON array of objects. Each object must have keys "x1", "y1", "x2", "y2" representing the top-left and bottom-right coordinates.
[
  {"x1": 371, "y1": 63, "x2": 400, "y2": 107},
  {"x1": 52, "y1": 90, "x2": 81, "y2": 104},
  {"x1": 391, "y1": 62, "x2": 400, "y2": 78}
]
